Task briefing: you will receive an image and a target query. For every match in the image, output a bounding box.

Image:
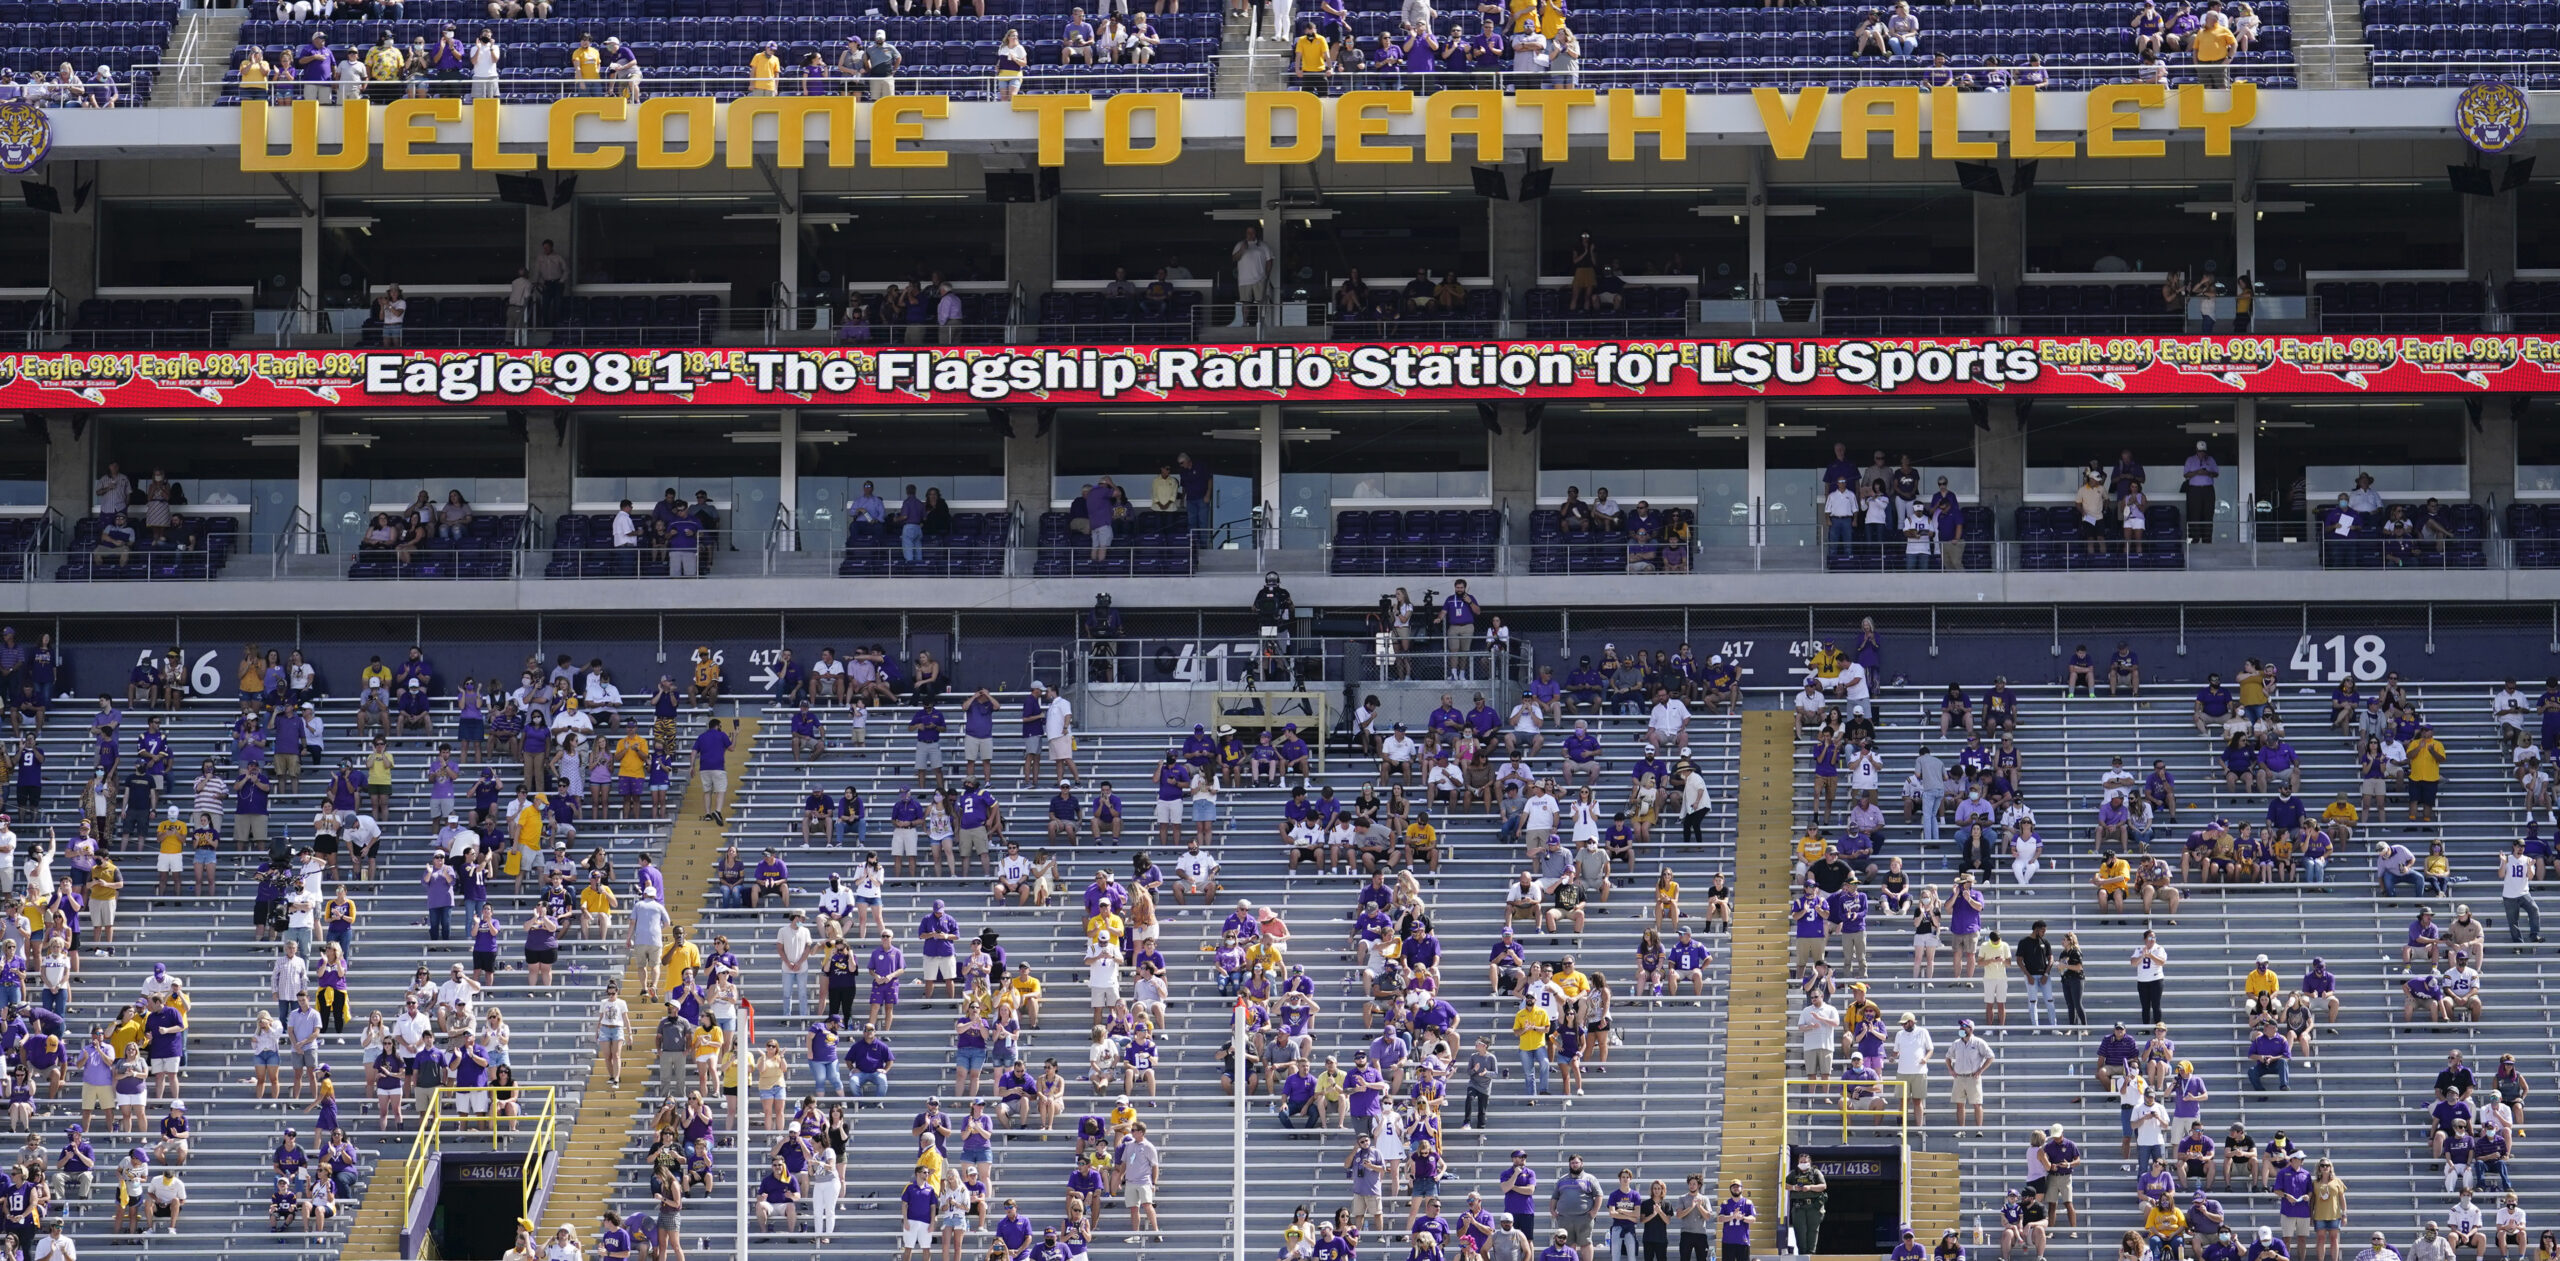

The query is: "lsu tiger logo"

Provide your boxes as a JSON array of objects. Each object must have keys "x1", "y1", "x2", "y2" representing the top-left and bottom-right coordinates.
[
  {"x1": 0, "y1": 98, "x2": 49, "y2": 175},
  {"x1": 2457, "y1": 81, "x2": 2529, "y2": 154}
]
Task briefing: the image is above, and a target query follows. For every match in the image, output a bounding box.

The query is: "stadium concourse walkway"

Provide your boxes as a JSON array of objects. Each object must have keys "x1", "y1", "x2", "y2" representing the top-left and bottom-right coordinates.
[
  {"x1": 0, "y1": 695, "x2": 693, "y2": 1261},
  {"x1": 598, "y1": 704, "x2": 1741, "y2": 1259},
  {"x1": 535, "y1": 720, "x2": 759, "y2": 1246},
  {"x1": 1791, "y1": 682, "x2": 2560, "y2": 1260}
]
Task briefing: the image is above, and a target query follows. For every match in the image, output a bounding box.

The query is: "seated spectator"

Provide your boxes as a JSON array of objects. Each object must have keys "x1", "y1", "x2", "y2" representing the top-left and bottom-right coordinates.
[
  {"x1": 1060, "y1": 6, "x2": 1097, "y2": 60},
  {"x1": 1127, "y1": 13, "x2": 1161, "y2": 61},
  {"x1": 2163, "y1": 1, "x2": 2199, "y2": 52},
  {"x1": 1334, "y1": 271, "x2": 1371, "y2": 320},
  {"x1": 2017, "y1": 52, "x2": 2050, "y2": 85},
  {"x1": 2231, "y1": 3, "x2": 2259, "y2": 49},
  {"x1": 1433, "y1": 271, "x2": 1468, "y2": 314},
  {"x1": 1402, "y1": 268, "x2": 1437, "y2": 314},
  {"x1": 1884, "y1": 1, "x2": 1919, "y2": 53},
  {"x1": 92, "y1": 514, "x2": 137, "y2": 566},
  {"x1": 1139, "y1": 270, "x2": 1174, "y2": 320},
  {"x1": 2131, "y1": 0, "x2": 2166, "y2": 54},
  {"x1": 1853, "y1": 8, "x2": 1886, "y2": 54}
]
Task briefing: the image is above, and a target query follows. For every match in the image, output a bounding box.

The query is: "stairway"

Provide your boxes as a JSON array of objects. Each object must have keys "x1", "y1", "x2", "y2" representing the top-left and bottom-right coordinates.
[
  {"x1": 1215, "y1": 0, "x2": 1281, "y2": 95},
  {"x1": 152, "y1": 6, "x2": 245, "y2": 107},
  {"x1": 1721, "y1": 712, "x2": 1795, "y2": 1249},
  {"x1": 2295, "y1": 0, "x2": 2370, "y2": 89},
  {"x1": 539, "y1": 720, "x2": 761, "y2": 1239},
  {"x1": 588, "y1": 704, "x2": 1740, "y2": 1257}
]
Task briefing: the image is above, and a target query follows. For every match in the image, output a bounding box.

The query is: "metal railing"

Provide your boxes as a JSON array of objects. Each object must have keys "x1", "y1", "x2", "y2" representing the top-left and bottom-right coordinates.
[
  {"x1": 401, "y1": 1084, "x2": 564, "y2": 1241},
  {"x1": 235, "y1": 69, "x2": 1217, "y2": 104}
]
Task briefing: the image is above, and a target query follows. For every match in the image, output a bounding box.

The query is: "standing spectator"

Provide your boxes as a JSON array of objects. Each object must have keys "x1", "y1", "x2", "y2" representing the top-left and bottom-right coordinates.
[
  {"x1": 1891, "y1": 1013, "x2": 1935, "y2": 1131},
  {"x1": 468, "y1": 29, "x2": 501, "y2": 99},
  {"x1": 531, "y1": 240, "x2": 569, "y2": 324},
  {"x1": 377, "y1": 286, "x2": 408, "y2": 346},
  {"x1": 1231, "y1": 225, "x2": 1273, "y2": 326},
  {"x1": 2180, "y1": 446, "x2": 2219, "y2": 540},
  {"x1": 2132, "y1": 930, "x2": 2170, "y2": 1024},
  {"x1": 1444, "y1": 581, "x2": 1483, "y2": 681},
  {"x1": 1176, "y1": 452, "x2": 1213, "y2": 547}
]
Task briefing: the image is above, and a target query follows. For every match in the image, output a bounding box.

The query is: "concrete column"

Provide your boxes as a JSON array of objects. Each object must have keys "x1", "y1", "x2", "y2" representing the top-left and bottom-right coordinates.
[
  {"x1": 1975, "y1": 400, "x2": 2025, "y2": 519},
  {"x1": 777, "y1": 408, "x2": 800, "y2": 547},
  {"x1": 2471, "y1": 399, "x2": 2516, "y2": 509},
  {"x1": 45, "y1": 186, "x2": 98, "y2": 311},
  {"x1": 42, "y1": 415, "x2": 95, "y2": 525},
  {"x1": 2466, "y1": 152, "x2": 2525, "y2": 292},
  {"x1": 525, "y1": 203, "x2": 573, "y2": 273},
  {"x1": 1746, "y1": 153, "x2": 1768, "y2": 302},
  {"x1": 1975, "y1": 184, "x2": 2024, "y2": 313},
  {"x1": 2233, "y1": 142, "x2": 2260, "y2": 281},
  {"x1": 1744, "y1": 400, "x2": 1768, "y2": 542},
  {"x1": 1489, "y1": 403, "x2": 1537, "y2": 525},
  {"x1": 299, "y1": 174, "x2": 322, "y2": 334},
  {"x1": 2233, "y1": 397, "x2": 2259, "y2": 535},
  {"x1": 1003, "y1": 408, "x2": 1055, "y2": 519},
  {"x1": 1004, "y1": 197, "x2": 1058, "y2": 314},
  {"x1": 525, "y1": 409, "x2": 574, "y2": 516},
  {"x1": 1487, "y1": 163, "x2": 1539, "y2": 322},
  {"x1": 296, "y1": 411, "x2": 321, "y2": 551},
  {"x1": 1258, "y1": 403, "x2": 1281, "y2": 547}
]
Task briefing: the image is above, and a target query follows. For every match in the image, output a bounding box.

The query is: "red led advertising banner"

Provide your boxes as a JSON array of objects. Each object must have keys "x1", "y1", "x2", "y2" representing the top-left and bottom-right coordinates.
[{"x1": 0, "y1": 335, "x2": 2541, "y2": 409}]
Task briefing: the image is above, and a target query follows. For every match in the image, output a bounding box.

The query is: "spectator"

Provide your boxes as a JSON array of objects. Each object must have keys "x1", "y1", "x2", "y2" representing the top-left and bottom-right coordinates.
[
  {"x1": 91, "y1": 515, "x2": 136, "y2": 567},
  {"x1": 856, "y1": 30, "x2": 899, "y2": 97},
  {"x1": 1884, "y1": 1, "x2": 1919, "y2": 53},
  {"x1": 376, "y1": 285, "x2": 407, "y2": 347},
  {"x1": 1231, "y1": 225, "x2": 1273, "y2": 325},
  {"x1": 1063, "y1": 7, "x2": 1098, "y2": 61},
  {"x1": 467, "y1": 29, "x2": 501, "y2": 99},
  {"x1": 1852, "y1": 9, "x2": 1887, "y2": 54}
]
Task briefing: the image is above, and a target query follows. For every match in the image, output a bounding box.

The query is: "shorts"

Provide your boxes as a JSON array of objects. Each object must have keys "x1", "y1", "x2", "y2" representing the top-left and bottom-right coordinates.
[
  {"x1": 2412, "y1": 780, "x2": 2440, "y2": 805},
  {"x1": 528, "y1": 948, "x2": 559, "y2": 966},
  {"x1": 757, "y1": 1085, "x2": 784, "y2": 1100},
  {"x1": 1351, "y1": 1193, "x2": 1382, "y2": 1219},
  {"x1": 236, "y1": 814, "x2": 270, "y2": 844},
  {"x1": 914, "y1": 744, "x2": 945, "y2": 770},
  {"x1": 2046, "y1": 1172, "x2": 2074, "y2": 1206},
  {"x1": 1951, "y1": 1076, "x2": 1983, "y2": 1106},
  {"x1": 1985, "y1": 974, "x2": 2011, "y2": 1002},
  {"x1": 1047, "y1": 736, "x2": 1073, "y2": 761},
  {"x1": 963, "y1": 736, "x2": 995, "y2": 762},
  {"x1": 2313, "y1": 1219, "x2": 2341, "y2": 1236},
  {"x1": 150, "y1": 1057, "x2": 179, "y2": 1074},
  {"x1": 81, "y1": 1084, "x2": 111, "y2": 1111},
  {"x1": 891, "y1": 828, "x2": 919, "y2": 858},
  {"x1": 1128, "y1": 1184, "x2": 1155, "y2": 1205},
  {"x1": 902, "y1": 1221, "x2": 934, "y2": 1248},
  {"x1": 255, "y1": 1050, "x2": 280, "y2": 1067},
  {"x1": 93, "y1": 899, "x2": 116, "y2": 930},
  {"x1": 923, "y1": 955, "x2": 957, "y2": 982},
  {"x1": 454, "y1": 1090, "x2": 489, "y2": 1115},
  {"x1": 619, "y1": 777, "x2": 644, "y2": 797},
  {"x1": 1152, "y1": 800, "x2": 1182, "y2": 825},
  {"x1": 2362, "y1": 777, "x2": 2385, "y2": 796},
  {"x1": 601, "y1": 1027, "x2": 625, "y2": 1044},
  {"x1": 957, "y1": 826, "x2": 990, "y2": 858},
  {"x1": 157, "y1": 852, "x2": 182, "y2": 874},
  {"x1": 1559, "y1": 1216, "x2": 1595, "y2": 1246},
  {"x1": 474, "y1": 951, "x2": 499, "y2": 975},
  {"x1": 955, "y1": 1047, "x2": 987, "y2": 1072},
  {"x1": 700, "y1": 769, "x2": 728, "y2": 799}
]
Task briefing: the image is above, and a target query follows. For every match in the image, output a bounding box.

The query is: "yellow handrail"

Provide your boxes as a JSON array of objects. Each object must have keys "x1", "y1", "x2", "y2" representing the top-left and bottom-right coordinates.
[
  {"x1": 400, "y1": 1085, "x2": 564, "y2": 1236},
  {"x1": 1779, "y1": 1077, "x2": 1910, "y2": 1147}
]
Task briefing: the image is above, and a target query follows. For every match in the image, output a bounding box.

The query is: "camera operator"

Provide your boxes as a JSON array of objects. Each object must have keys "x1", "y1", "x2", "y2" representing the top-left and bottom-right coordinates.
[
  {"x1": 1252, "y1": 571, "x2": 1296, "y2": 654},
  {"x1": 1080, "y1": 593, "x2": 1125, "y2": 683}
]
